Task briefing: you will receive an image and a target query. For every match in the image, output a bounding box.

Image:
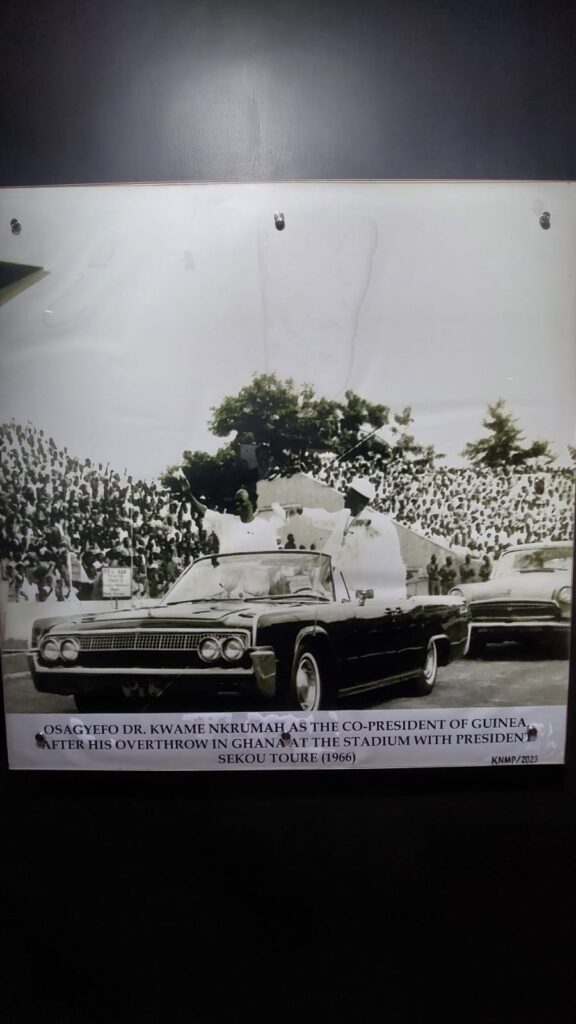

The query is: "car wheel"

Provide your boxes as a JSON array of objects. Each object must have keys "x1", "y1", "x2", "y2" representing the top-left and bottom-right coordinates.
[
  {"x1": 289, "y1": 647, "x2": 326, "y2": 712},
  {"x1": 413, "y1": 638, "x2": 438, "y2": 696}
]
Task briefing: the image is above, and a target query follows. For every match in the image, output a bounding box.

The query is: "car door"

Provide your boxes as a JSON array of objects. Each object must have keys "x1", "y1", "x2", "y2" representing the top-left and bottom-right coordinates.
[
  {"x1": 392, "y1": 600, "x2": 430, "y2": 674},
  {"x1": 353, "y1": 597, "x2": 410, "y2": 683}
]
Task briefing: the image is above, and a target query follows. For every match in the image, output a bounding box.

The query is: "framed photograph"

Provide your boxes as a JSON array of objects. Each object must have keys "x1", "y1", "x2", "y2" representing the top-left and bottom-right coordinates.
[{"x1": 1, "y1": 181, "x2": 573, "y2": 771}]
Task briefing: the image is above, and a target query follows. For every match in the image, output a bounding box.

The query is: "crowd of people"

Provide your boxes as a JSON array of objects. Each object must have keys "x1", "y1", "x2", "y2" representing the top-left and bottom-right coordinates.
[
  {"x1": 318, "y1": 455, "x2": 574, "y2": 560},
  {"x1": 0, "y1": 420, "x2": 574, "y2": 602},
  {"x1": 0, "y1": 421, "x2": 211, "y2": 603}
]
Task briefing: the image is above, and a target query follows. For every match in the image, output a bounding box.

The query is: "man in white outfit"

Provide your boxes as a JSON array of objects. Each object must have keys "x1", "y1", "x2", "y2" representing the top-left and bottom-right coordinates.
[
  {"x1": 187, "y1": 486, "x2": 280, "y2": 553},
  {"x1": 288, "y1": 476, "x2": 406, "y2": 601}
]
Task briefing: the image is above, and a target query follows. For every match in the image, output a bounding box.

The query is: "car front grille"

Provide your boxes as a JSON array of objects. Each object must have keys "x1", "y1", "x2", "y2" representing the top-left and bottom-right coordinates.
[
  {"x1": 68, "y1": 630, "x2": 249, "y2": 653},
  {"x1": 469, "y1": 601, "x2": 558, "y2": 621}
]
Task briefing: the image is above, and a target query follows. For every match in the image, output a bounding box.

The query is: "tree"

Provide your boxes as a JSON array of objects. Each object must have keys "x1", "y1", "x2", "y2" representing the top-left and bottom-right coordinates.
[
  {"x1": 209, "y1": 373, "x2": 438, "y2": 472},
  {"x1": 462, "y1": 400, "x2": 556, "y2": 468},
  {"x1": 162, "y1": 374, "x2": 440, "y2": 508},
  {"x1": 208, "y1": 374, "x2": 342, "y2": 464},
  {"x1": 162, "y1": 447, "x2": 259, "y2": 508}
]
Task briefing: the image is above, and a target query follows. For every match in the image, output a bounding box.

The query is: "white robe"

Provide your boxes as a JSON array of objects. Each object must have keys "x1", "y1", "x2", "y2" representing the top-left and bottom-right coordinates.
[
  {"x1": 203, "y1": 510, "x2": 280, "y2": 553},
  {"x1": 299, "y1": 506, "x2": 406, "y2": 600}
]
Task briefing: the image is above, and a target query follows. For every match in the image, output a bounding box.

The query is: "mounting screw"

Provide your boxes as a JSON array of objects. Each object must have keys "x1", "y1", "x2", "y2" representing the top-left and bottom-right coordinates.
[
  {"x1": 527, "y1": 725, "x2": 538, "y2": 741},
  {"x1": 274, "y1": 212, "x2": 285, "y2": 231},
  {"x1": 539, "y1": 212, "x2": 551, "y2": 230},
  {"x1": 10, "y1": 218, "x2": 22, "y2": 235}
]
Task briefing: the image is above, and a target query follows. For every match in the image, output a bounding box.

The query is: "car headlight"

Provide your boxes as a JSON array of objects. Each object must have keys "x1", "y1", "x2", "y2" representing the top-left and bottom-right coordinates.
[
  {"x1": 222, "y1": 637, "x2": 245, "y2": 662},
  {"x1": 60, "y1": 638, "x2": 80, "y2": 664},
  {"x1": 199, "y1": 636, "x2": 222, "y2": 662},
  {"x1": 40, "y1": 637, "x2": 61, "y2": 663},
  {"x1": 450, "y1": 588, "x2": 464, "y2": 598},
  {"x1": 557, "y1": 586, "x2": 571, "y2": 616}
]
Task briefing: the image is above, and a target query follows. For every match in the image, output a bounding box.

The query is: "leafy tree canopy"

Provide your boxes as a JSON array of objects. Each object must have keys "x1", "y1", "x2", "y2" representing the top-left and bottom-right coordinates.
[
  {"x1": 209, "y1": 374, "x2": 436, "y2": 469},
  {"x1": 462, "y1": 400, "x2": 556, "y2": 468},
  {"x1": 162, "y1": 373, "x2": 440, "y2": 507},
  {"x1": 162, "y1": 447, "x2": 257, "y2": 509}
]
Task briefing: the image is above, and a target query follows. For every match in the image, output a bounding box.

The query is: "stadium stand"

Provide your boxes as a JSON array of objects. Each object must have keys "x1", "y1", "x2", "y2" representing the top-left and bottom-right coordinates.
[{"x1": 1, "y1": 421, "x2": 573, "y2": 601}]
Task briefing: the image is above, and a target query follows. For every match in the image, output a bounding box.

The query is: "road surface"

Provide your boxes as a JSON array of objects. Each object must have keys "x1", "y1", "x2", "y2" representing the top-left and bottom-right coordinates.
[{"x1": 1, "y1": 643, "x2": 570, "y2": 713}]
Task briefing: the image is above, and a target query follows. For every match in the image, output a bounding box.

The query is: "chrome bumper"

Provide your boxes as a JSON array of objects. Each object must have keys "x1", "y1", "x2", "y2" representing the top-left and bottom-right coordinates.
[
  {"x1": 470, "y1": 620, "x2": 570, "y2": 630},
  {"x1": 30, "y1": 646, "x2": 279, "y2": 698}
]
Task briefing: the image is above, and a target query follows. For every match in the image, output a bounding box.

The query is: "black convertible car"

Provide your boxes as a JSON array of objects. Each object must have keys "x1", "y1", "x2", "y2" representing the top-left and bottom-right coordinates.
[{"x1": 30, "y1": 550, "x2": 469, "y2": 712}]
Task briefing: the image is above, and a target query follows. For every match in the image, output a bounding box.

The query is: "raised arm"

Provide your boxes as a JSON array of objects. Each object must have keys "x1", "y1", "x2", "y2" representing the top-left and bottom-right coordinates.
[
  {"x1": 291, "y1": 506, "x2": 342, "y2": 531},
  {"x1": 174, "y1": 469, "x2": 207, "y2": 517},
  {"x1": 188, "y1": 492, "x2": 208, "y2": 517}
]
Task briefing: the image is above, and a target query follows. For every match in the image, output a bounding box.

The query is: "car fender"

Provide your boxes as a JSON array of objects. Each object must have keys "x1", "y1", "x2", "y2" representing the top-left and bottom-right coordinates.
[
  {"x1": 30, "y1": 615, "x2": 72, "y2": 649},
  {"x1": 292, "y1": 623, "x2": 333, "y2": 653},
  {"x1": 291, "y1": 623, "x2": 341, "y2": 678},
  {"x1": 427, "y1": 631, "x2": 451, "y2": 666}
]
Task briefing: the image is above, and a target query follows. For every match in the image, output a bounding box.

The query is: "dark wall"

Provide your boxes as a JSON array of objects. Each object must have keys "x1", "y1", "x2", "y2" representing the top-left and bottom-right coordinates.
[
  {"x1": 2, "y1": 2, "x2": 576, "y2": 1021},
  {"x1": 2, "y1": 0, "x2": 576, "y2": 185}
]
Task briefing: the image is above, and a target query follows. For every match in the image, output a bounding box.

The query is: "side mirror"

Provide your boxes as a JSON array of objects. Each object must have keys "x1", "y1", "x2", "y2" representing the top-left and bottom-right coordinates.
[{"x1": 355, "y1": 588, "x2": 374, "y2": 606}]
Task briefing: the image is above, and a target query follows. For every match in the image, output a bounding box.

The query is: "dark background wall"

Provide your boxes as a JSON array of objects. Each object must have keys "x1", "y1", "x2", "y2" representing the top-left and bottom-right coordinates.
[{"x1": 2, "y1": 2, "x2": 576, "y2": 1021}]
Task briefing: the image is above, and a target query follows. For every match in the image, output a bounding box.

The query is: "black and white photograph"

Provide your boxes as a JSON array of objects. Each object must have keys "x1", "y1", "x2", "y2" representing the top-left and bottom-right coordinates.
[{"x1": 0, "y1": 181, "x2": 574, "y2": 770}]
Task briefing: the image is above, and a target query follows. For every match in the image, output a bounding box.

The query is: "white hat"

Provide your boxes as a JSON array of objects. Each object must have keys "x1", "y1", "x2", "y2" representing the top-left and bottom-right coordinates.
[{"x1": 349, "y1": 476, "x2": 375, "y2": 503}]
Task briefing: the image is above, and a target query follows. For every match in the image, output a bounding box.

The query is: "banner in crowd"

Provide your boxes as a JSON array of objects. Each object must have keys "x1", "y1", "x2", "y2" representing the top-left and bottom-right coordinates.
[{"x1": 0, "y1": 181, "x2": 574, "y2": 772}]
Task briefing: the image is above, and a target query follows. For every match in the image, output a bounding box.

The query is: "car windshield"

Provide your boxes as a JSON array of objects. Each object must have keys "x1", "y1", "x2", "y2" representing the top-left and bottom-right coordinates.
[
  {"x1": 495, "y1": 546, "x2": 573, "y2": 576},
  {"x1": 162, "y1": 551, "x2": 335, "y2": 604}
]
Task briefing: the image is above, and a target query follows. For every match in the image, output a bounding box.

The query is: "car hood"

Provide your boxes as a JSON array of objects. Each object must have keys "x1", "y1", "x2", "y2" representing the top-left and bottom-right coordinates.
[
  {"x1": 45, "y1": 602, "x2": 268, "y2": 635},
  {"x1": 455, "y1": 570, "x2": 571, "y2": 603}
]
